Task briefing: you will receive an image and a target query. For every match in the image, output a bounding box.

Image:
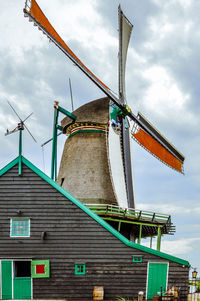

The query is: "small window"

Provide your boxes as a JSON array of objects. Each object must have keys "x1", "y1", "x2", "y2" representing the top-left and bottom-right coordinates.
[
  {"x1": 10, "y1": 219, "x2": 30, "y2": 237},
  {"x1": 14, "y1": 261, "x2": 31, "y2": 278},
  {"x1": 75, "y1": 264, "x2": 85, "y2": 275},
  {"x1": 133, "y1": 256, "x2": 143, "y2": 263}
]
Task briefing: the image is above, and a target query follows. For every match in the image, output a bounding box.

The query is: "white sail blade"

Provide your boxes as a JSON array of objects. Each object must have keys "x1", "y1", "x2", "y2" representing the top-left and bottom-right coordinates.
[
  {"x1": 108, "y1": 123, "x2": 128, "y2": 209},
  {"x1": 118, "y1": 5, "x2": 133, "y2": 103}
]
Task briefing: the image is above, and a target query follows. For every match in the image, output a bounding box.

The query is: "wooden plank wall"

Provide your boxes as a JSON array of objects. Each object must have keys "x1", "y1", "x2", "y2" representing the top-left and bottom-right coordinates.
[{"x1": 0, "y1": 164, "x2": 189, "y2": 300}]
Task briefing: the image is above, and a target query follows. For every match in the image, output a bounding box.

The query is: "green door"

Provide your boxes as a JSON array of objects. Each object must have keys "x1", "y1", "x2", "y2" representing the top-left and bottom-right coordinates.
[
  {"x1": 13, "y1": 277, "x2": 32, "y2": 299},
  {"x1": 147, "y1": 262, "x2": 168, "y2": 300},
  {"x1": 1, "y1": 261, "x2": 12, "y2": 300},
  {"x1": 1, "y1": 260, "x2": 32, "y2": 300}
]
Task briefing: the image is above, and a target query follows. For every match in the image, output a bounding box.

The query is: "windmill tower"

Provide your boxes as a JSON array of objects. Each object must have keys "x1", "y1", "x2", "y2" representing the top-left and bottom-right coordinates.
[
  {"x1": 57, "y1": 7, "x2": 135, "y2": 209},
  {"x1": 24, "y1": 1, "x2": 184, "y2": 245}
]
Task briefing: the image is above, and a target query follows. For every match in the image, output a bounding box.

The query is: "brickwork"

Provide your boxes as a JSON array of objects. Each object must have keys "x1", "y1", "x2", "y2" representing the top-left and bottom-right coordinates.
[{"x1": 57, "y1": 97, "x2": 117, "y2": 205}]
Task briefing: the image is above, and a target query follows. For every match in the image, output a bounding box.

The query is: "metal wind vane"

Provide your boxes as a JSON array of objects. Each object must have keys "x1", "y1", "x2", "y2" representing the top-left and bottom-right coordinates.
[{"x1": 5, "y1": 101, "x2": 36, "y2": 175}]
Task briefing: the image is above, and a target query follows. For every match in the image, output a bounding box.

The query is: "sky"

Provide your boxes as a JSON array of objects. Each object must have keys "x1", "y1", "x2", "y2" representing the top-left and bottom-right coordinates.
[{"x1": 0, "y1": 0, "x2": 200, "y2": 275}]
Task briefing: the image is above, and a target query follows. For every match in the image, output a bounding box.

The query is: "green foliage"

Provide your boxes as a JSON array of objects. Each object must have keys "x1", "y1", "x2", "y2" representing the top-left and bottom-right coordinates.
[
  {"x1": 189, "y1": 279, "x2": 200, "y2": 292},
  {"x1": 196, "y1": 281, "x2": 200, "y2": 292}
]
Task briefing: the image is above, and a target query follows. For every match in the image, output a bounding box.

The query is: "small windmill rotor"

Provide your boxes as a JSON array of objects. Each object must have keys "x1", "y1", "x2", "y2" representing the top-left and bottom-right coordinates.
[
  {"x1": 5, "y1": 100, "x2": 36, "y2": 143},
  {"x1": 5, "y1": 100, "x2": 36, "y2": 176}
]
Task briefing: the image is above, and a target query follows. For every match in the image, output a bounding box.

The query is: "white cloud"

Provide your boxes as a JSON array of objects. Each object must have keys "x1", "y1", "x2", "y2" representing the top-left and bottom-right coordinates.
[
  {"x1": 139, "y1": 203, "x2": 200, "y2": 215},
  {"x1": 143, "y1": 237, "x2": 200, "y2": 255}
]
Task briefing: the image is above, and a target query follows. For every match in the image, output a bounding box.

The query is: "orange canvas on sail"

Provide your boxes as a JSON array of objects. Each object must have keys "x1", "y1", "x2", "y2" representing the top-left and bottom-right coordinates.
[
  {"x1": 29, "y1": 0, "x2": 109, "y2": 90},
  {"x1": 132, "y1": 128, "x2": 183, "y2": 173}
]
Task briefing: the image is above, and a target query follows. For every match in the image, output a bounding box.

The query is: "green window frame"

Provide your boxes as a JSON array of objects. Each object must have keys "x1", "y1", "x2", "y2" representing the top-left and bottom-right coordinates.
[
  {"x1": 75, "y1": 264, "x2": 85, "y2": 275},
  {"x1": 132, "y1": 256, "x2": 143, "y2": 263},
  {"x1": 31, "y1": 260, "x2": 50, "y2": 278},
  {"x1": 10, "y1": 219, "x2": 30, "y2": 237}
]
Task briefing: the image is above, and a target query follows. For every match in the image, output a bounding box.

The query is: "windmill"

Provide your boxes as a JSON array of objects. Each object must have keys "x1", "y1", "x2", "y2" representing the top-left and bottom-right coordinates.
[
  {"x1": 23, "y1": 1, "x2": 182, "y2": 247},
  {"x1": 5, "y1": 101, "x2": 36, "y2": 175}
]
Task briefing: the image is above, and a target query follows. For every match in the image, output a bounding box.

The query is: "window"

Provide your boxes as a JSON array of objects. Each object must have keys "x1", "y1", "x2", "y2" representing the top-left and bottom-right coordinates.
[
  {"x1": 14, "y1": 261, "x2": 31, "y2": 277},
  {"x1": 31, "y1": 260, "x2": 50, "y2": 278},
  {"x1": 75, "y1": 264, "x2": 85, "y2": 275},
  {"x1": 132, "y1": 256, "x2": 143, "y2": 263},
  {"x1": 10, "y1": 219, "x2": 30, "y2": 237}
]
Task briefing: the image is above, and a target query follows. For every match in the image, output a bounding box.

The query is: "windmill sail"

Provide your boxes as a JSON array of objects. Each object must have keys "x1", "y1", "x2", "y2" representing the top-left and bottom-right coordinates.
[
  {"x1": 118, "y1": 6, "x2": 135, "y2": 208},
  {"x1": 118, "y1": 5, "x2": 133, "y2": 104},
  {"x1": 131, "y1": 113, "x2": 184, "y2": 173},
  {"x1": 108, "y1": 123, "x2": 128, "y2": 208},
  {"x1": 24, "y1": 0, "x2": 185, "y2": 173},
  {"x1": 24, "y1": 0, "x2": 109, "y2": 91}
]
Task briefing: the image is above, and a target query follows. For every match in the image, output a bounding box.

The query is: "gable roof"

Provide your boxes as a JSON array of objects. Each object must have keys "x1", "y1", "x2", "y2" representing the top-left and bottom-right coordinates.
[{"x1": 0, "y1": 156, "x2": 190, "y2": 267}]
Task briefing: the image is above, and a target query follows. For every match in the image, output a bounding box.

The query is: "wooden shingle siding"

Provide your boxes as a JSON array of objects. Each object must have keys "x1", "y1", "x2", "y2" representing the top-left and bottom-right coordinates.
[{"x1": 0, "y1": 164, "x2": 189, "y2": 300}]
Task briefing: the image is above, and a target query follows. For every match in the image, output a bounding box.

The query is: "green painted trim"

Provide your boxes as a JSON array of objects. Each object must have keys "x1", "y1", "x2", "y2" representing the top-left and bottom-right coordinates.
[
  {"x1": 138, "y1": 224, "x2": 142, "y2": 244},
  {"x1": 0, "y1": 157, "x2": 19, "y2": 176},
  {"x1": 157, "y1": 227, "x2": 162, "y2": 251},
  {"x1": 75, "y1": 264, "x2": 85, "y2": 275},
  {"x1": 133, "y1": 256, "x2": 143, "y2": 263},
  {"x1": 51, "y1": 107, "x2": 58, "y2": 180},
  {"x1": 0, "y1": 156, "x2": 190, "y2": 267},
  {"x1": 1, "y1": 261, "x2": 12, "y2": 299},
  {"x1": 118, "y1": 221, "x2": 121, "y2": 232},
  {"x1": 31, "y1": 260, "x2": 50, "y2": 278},
  {"x1": 19, "y1": 129, "x2": 22, "y2": 176},
  {"x1": 11, "y1": 218, "x2": 30, "y2": 237},
  {"x1": 57, "y1": 105, "x2": 76, "y2": 121},
  {"x1": 56, "y1": 125, "x2": 63, "y2": 131},
  {"x1": 150, "y1": 236, "x2": 153, "y2": 249},
  {"x1": 103, "y1": 217, "x2": 162, "y2": 228},
  {"x1": 68, "y1": 129, "x2": 105, "y2": 138}
]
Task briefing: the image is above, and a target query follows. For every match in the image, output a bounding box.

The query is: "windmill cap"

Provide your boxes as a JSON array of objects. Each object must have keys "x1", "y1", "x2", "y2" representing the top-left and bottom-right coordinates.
[{"x1": 61, "y1": 97, "x2": 110, "y2": 133}]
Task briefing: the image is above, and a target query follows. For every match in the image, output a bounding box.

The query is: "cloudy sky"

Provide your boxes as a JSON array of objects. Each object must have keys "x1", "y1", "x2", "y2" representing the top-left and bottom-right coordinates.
[{"x1": 1, "y1": 0, "x2": 200, "y2": 274}]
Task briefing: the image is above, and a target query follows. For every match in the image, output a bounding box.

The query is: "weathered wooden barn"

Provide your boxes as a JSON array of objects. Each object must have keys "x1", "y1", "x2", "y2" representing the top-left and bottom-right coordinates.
[{"x1": 0, "y1": 156, "x2": 190, "y2": 300}]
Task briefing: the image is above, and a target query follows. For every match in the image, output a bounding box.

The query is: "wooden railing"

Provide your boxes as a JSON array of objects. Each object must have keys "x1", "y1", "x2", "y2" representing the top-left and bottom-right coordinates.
[{"x1": 87, "y1": 204, "x2": 171, "y2": 225}]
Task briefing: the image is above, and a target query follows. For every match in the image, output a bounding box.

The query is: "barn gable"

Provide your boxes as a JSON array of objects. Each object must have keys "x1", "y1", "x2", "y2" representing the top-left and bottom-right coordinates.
[
  {"x1": 0, "y1": 155, "x2": 189, "y2": 267},
  {"x1": 0, "y1": 156, "x2": 190, "y2": 300}
]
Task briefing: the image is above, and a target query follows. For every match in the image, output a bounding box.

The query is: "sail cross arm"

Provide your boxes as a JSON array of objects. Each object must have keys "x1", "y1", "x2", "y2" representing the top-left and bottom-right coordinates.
[{"x1": 24, "y1": 0, "x2": 109, "y2": 91}]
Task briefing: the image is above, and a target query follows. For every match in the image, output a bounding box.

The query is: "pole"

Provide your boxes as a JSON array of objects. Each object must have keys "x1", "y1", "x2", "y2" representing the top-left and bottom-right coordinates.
[
  {"x1": 69, "y1": 78, "x2": 74, "y2": 112},
  {"x1": 18, "y1": 126, "x2": 22, "y2": 176},
  {"x1": 157, "y1": 227, "x2": 162, "y2": 251},
  {"x1": 138, "y1": 224, "x2": 142, "y2": 244},
  {"x1": 51, "y1": 103, "x2": 59, "y2": 180},
  {"x1": 150, "y1": 236, "x2": 153, "y2": 249}
]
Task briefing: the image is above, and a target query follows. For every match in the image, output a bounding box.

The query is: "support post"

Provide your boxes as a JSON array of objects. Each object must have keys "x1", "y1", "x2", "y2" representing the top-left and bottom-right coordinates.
[
  {"x1": 18, "y1": 125, "x2": 23, "y2": 176},
  {"x1": 51, "y1": 103, "x2": 59, "y2": 180},
  {"x1": 150, "y1": 236, "x2": 153, "y2": 249},
  {"x1": 118, "y1": 221, "x2": 121, "y2": 232},
  {"x1": 157, "y1": 227, "x2": 162, "y2": 251},
  {"x1": 138, "y1": 224, "x2": 142, "y2": 244}
]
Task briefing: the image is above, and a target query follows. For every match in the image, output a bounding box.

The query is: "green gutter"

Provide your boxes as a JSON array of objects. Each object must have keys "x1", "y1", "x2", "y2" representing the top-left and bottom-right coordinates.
[{"x1": 0, "y1": 156, "x2": 190, "y2": 267}]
